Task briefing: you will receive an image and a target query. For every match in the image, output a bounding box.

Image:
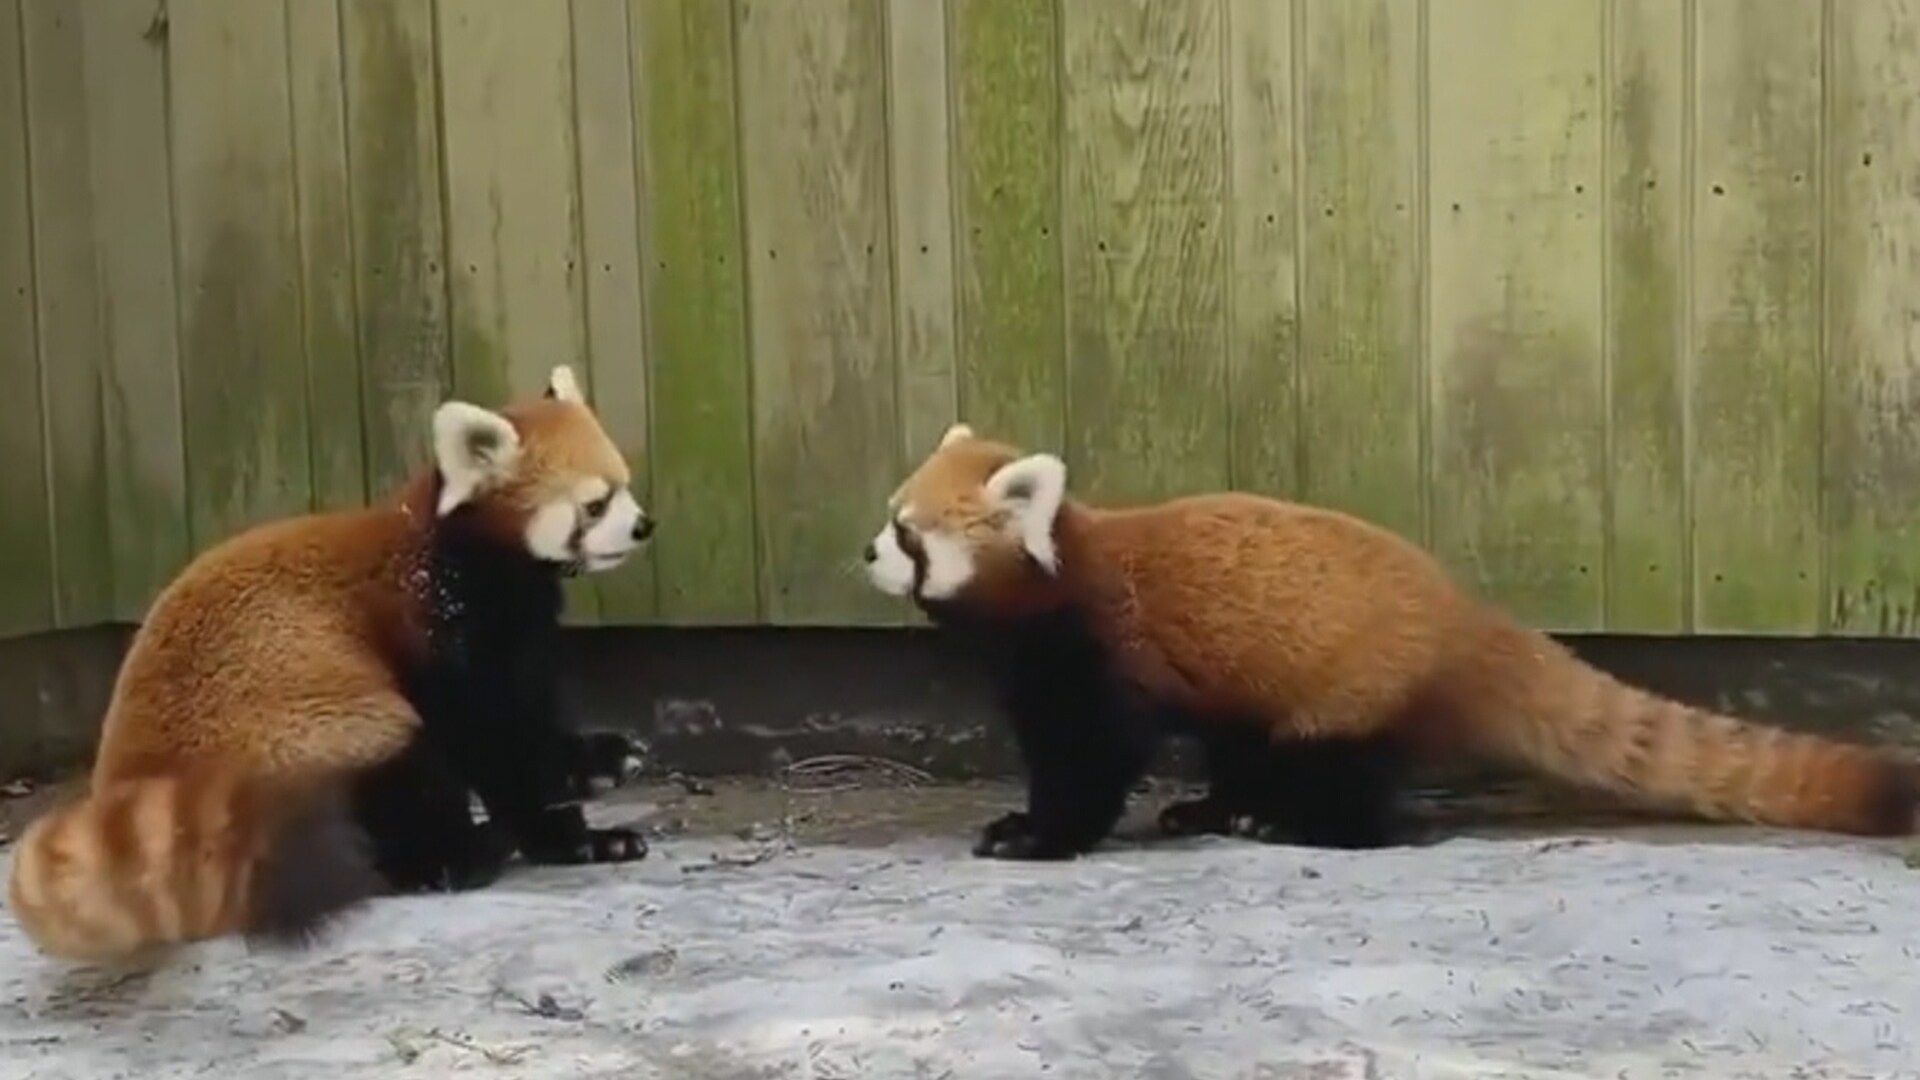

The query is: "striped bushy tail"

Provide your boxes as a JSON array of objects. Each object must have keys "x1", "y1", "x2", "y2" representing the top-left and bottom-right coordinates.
[
  {"x1": 6, "y1": 764, "x2": 380, "y2": 966},
  {"x1": 1442, "y1": 618, "x2": 1919, "y2": 836}
]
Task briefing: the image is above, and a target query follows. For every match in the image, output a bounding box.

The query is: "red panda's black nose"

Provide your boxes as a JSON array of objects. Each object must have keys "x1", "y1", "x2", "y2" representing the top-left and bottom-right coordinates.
[
  {"x1": 632, "y1": 515, "x2": 655, "y2": 542},
  {"x1": 862, "y1": 541, "x2": 877, "y2": 563}
]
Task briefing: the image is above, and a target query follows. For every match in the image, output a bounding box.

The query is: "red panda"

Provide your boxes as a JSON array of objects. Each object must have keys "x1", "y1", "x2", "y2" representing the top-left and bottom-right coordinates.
[
  {"x1": 861, "y1": 423, "x2": 1920, "y2": 859},
  {"x1": 7, "y1": 365, "x2": 654, "y2": 966}
]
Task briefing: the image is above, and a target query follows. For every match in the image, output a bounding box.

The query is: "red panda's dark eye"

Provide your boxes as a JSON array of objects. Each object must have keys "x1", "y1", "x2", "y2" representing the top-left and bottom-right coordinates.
[{"x1": 584, "y1": 495, "x2": 612, "y2": 519}]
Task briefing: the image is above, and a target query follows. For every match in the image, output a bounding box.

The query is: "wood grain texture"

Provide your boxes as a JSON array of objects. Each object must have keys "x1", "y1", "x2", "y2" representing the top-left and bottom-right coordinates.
[
  {"x1": 1297, "y1": 0, "x2": 1423, "y2": 538},
  {"x1": 436, "y1": 0, "x2": 597, "y2": 622},
  {"x1": 287, "y1": 0, "x2": 367, "y2": 513},
  {"x1": 885, "y1": 0, "x2": 958, "y2": 464},
  {"x1": 632, "y1": 0, "x2": 758, "y2": 624},
  {"x1": 0, "y1": 0, "x2": 53, "y2": 637},
  {"x1": 1824, "y1": 0, "x2": 1920, "y2": 636},
  {"x1": 20, "y1": 0, "x2": 113, "y2": 626},
  {"x1": 1604, "y1": 0, "x2": 1687, "y2": 632},
  {"x1": 341, "y1": 0, "x2": 450, "y2": 495},
  {"x1": 1060, "y1": 0, "x2": 1229, "y2": 505},
  {"x1": 736, "y1": 0, "x2": 900, "y2": 625},
  {"x1": 170, "y1": 0, "x2": 312, "y2": 547},
  {"x1": 1223, "y1": 0, "x2": 1300, "y2": 497},
  {"x1": 571, "y1": 0, "x2": 655, "y2": 622},
  {"x1": 949, "y1": 0, "x2": 1066, "y2": 451},
  {"x1": 85, "y1": 0, "x2": 189, "y2": 619},
  {"x1": 1427, "y1": 0, "x2": 1606, "y2": 630},
  {"x1": 1690, "y1": 0, "x2": 1823, "y2": 634}
]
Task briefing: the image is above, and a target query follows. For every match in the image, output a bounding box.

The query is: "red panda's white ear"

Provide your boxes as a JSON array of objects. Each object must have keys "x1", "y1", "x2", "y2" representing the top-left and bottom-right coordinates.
[
  {"x1": 985, "y1": 452, "x2": 1067, "y2": 572},
  {"x1": 432, "y1": 402, "x2": 522, "y2": 516},
  {"x1": 544, "y1": 364, "x2": 585, "y2": 404}
]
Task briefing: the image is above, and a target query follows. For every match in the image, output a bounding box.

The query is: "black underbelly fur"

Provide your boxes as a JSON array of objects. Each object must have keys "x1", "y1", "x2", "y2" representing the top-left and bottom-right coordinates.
[
  {"x1": 919, "y1": 597, "x2": 1413, "y2": 860},
  {"x1": 351, "y1": 535, "x2": 648, "y2": 895}
]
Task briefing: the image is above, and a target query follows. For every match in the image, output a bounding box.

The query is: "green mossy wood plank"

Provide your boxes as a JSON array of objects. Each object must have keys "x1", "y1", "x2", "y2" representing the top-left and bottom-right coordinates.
[
  {"x1": 1824, "y1": 2, "x2": 1920, "y2": 637},
  {"x1": 87, "y1": 0, "x2": 189, "y2": 620},
  {"x1": 571, "y1": 0, "x2": 656, "y2": 623},
  {"x1": 20, "y1": 0, "x2": 113, "y2": 627},
  {"x1": 1603, "y1": 0, "x2": 1687, "y2": 632},
  {"x1": 1690, "y1": 0, "x2": 1823, "y2": 634},
  {"x1": 634, "y1": 0, "x2": 758, "y2": 624},
  {"x1": 1297, "y1": 0, "x2": 1423, "y2": 538},
  {"x1": 737, "y1": 0, "x2": 901, "y2": 625},
  {"x1": 1223, "y1": 0, "x2": 1301, "y2": 498},
  {"x1": 170, "y1": 0, "x2": 314, "y2": 548},
  {"x1": 1427, "y1": 0, "x2": 1606, "y2": 631},
  {"x1": 437, "y1": 0, "x2": 598, "y2": 623},
  {"x1": 0, "y1": 0, "x2": 54, "y2": 637},
  {"x1": 885, "y1": 0, "x2": 959, "y2": 469},
  {"x1": 342, "y1": 0, "x2": 451, "y2": 497},
  {"x1": 949, "y1": 0, "x2": 1066, "y2": 453},
  {"x1": 1060, "y1": 0, "x2": 1230, "y2": 506},
  {"x1": 288, "y1": 0, "x2": 369, "y2": 513}
]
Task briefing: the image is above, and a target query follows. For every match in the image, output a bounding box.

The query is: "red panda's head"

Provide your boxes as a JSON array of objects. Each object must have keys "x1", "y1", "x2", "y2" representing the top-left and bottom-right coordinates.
[
  {"x1": 429, "y1": 365, "x2": 652, "y2": 574},
  {"x1": 861, "y1": 422, "x2": 1069, "y2": 609}
]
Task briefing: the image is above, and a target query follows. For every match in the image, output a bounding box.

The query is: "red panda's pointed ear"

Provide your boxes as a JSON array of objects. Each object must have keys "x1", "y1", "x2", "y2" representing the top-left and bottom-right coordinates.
[
  {"x1": 432, "y1": 402, "x2": 522, "y2": 516},
  {"x1": 938, "y1": 422, "x2": 974, "y2": 450},
  {"x1": 985, "y1": 453, "x2": 1067, "y2": 572},
  {"x1": 545, "y1": 364, "x2": 585, "y2": 404}
]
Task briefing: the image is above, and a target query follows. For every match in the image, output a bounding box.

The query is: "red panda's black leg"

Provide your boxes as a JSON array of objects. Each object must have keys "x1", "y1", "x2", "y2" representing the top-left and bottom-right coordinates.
[
  {"x1": 1158, "y1": 726, "x2": 1271, "y2": 839},
  {"x1": 975, "y1": 692, "x2": 1159, "y2": 861},
  {"x1": 354, "y1": 738, "x2": 514, "y2": 893},
  {"x1": 1235, "y1": 735, "x2": 1413, "y2": 850}
]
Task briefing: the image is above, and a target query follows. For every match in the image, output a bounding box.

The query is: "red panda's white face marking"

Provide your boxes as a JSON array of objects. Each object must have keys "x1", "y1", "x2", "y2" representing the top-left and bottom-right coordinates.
[
  {"x1": 431, "y1": 365, "x2": 653, "y2": 573},
  {"x1": 862, "y1": 422, "x2": 1069, "y2": 603}
]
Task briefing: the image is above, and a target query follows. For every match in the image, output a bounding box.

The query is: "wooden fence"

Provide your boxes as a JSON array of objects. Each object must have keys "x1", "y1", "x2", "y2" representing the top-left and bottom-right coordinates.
[{"x1": 3, "y1": 0, "x2": 1920, "y2": 637}]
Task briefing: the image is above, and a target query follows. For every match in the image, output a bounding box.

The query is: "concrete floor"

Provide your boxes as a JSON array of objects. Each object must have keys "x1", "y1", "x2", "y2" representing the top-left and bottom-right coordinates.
[{"x1": 4, "y1": 771, "x2": 1920, "y2": 1079}]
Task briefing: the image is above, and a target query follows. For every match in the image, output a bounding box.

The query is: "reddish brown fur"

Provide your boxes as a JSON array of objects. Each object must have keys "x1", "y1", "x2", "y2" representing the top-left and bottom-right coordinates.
[
  {"x1": 6, "y1": 392, "x2": 631, "y2": 964},
  {"x1": 899, "y1": 434, "x2": 1920, "y2": 838}
]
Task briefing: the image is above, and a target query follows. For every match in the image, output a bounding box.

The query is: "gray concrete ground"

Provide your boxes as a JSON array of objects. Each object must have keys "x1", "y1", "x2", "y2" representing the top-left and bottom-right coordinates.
[{"x1": 3, "y1": 775, "x2": 1920, "y2": 1079}]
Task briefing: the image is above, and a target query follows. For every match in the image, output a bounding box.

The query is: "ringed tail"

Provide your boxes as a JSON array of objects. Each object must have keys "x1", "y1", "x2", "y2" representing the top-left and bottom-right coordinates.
[
  {"x1": 1447, "y1": 619, "x2": 1919, "y2": 836},
  {"x1": 6, "y1": 765, "x2": 381, "y2": 965}
]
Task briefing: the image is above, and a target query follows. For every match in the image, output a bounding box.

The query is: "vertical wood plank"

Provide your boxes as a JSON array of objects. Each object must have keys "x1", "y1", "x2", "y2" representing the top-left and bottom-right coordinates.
[
  {"x1": 1824, "y1": 0, "x2": 1920, "y2": 637},
  {"x1": 1223, "y1": 0, "x2": 1300, "y2": 497},
  {"x1": 437, "y1": 0, "x2": 598, "y2": 622},
  {"x1": 1690, "y1": 0, "x2": 1822, "y2": 633},
  {"x1": 85, "y1": 0, "x2": 189, "y2": 619},
  {"x1": 1060, "y1": 0, "x2": 1229, "y2": 505},
  {"x1": 1297, "y1": 0, "x2": 1423, "y2": 537},
  {"x1": 736, "y1": 0, "x2": 900, "y2": 625},
  {"x1": 287, "y1": 0, "x2": 367, "y2": 512},
  {"x1": 949, "y1": 0, "x2": 1066, "y2": 451},
  {"x1": 885, "y1": 0, "x2": 958, "y2": 463},
  {"x1": 633, "y1": 0, "x2": 758, "y2": 624},
  {"x1": 170, "y1": 0, "x2": 312, "y2": 546},
  {"x1": 0, "y1": 0, "x2": 54, "y2": 636},
  {"x1": 1427, "y1": 0, "x2": 1606, "y2": 630},
  {"x1": 20, "y1": 0, "x2": 113, "y2": 626},
  {"x1": 572, "y1": 0, "x2": 656, "y2": 622},
  {"x1": 438, "y1": 0, "x2": 586, "y2": 404},
  {"x1": 1604, "y1": 0, "x2": 1687, "y2": 632},
  {"x1": 342, "y1": 0, "x2": 451, "y2": 495}
]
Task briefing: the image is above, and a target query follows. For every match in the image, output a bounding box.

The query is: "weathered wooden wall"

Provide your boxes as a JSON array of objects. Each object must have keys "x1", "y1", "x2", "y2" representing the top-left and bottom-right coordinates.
[{"x1": 4, "y1": 0, "x2": 1920, "y2": 636}]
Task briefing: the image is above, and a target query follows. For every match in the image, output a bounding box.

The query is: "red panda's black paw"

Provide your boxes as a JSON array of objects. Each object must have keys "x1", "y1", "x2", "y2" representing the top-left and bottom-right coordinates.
[
  {"x1": 1157, "y1": 797, "x2": 1235, "y2": 838},
  {"x1": 971, "y1": 813, "x2": 1077, "y2": 861}
]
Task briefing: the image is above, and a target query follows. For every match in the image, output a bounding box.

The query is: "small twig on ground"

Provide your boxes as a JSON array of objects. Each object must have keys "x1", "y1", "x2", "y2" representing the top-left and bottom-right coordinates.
[
  {"x1": 778, "y1": 754, "x2": 934, "y2": 793},
  {"x1": 390, "y1": 1026, "x2": 532, "y2": 1066},
  {"x1": 666, "y1": 771, "x2": 714, "y2": 797},
  {"x1": 681, "y1": 844, "x2": 784, "y2": 874},
  {"x1": 491, "y1": 986, "x2": 587, "y2": 1022},
  {"x1": 1, "y1": 779, "x2": 33, "y2": 798}
]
